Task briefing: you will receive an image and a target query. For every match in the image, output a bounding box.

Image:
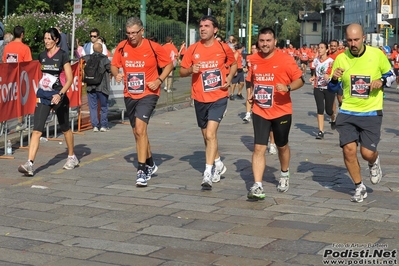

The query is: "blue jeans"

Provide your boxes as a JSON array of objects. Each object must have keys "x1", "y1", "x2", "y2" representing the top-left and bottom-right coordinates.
[{"x1": 87, "y1": 91, "x2": 109, "y2": 128}]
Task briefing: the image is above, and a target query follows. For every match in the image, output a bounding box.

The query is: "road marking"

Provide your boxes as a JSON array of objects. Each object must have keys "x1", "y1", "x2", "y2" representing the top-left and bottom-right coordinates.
[
  {"x1": 14, "y1": 146, "x2": 134, "y2": 186},
  {"x1": 52, "y1": 146, "x2": 134, "y2": 175}
]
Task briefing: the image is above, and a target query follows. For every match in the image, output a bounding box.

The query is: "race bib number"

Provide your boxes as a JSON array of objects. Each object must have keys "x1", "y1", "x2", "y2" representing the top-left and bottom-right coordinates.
[
  {"x1": 126, "y1": 72, "x2": 145, "y2": 94},
  {"x1": 350, "y1": 75, "x2": 370, "y2": 98},
  {"x1": 254, "y1": 84, "x2": 274, "y2": 108},
  {"x1": 6, "y1": 53, "x2": 18, "y2": 63},
  {"x1": 316, "y1": 75, "x2": 328, "y2": 88},
  {"x1": 39, "y1": 73, "x2": 58, "y2": 91},
  {"x1": 201, "y1": 69, "x2": 222, "y2": 92}
]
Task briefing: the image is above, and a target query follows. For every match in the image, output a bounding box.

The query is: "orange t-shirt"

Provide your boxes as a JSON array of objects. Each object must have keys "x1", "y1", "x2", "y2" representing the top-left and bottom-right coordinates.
[
  {"x1": 299, "y1": 47, "x2": 310, "y2": 61},
  {"x1": 286, "y1": 48, "x2": 296, "y2": 58},
  {"x1": 328, "y1": 50, "x2": 343, "y2": 60},
  {"x1": 235, "y1": 50, "x2": 243, "y2": 69},
  {"x1": 181, "y1": 40, "x2": 236, "y2": 103},
  {"x1": 391, "y1": 50, "x2": 399, "y2": 68},
  {"x1": 249, "y1": 51, "x2": 303, "y2": 120},
  {"x1": 111, "y1": 39, "x2": 171, "y2": 99},
  {"x1": 245, "y1": 53, "x2": 257, "y2": 82},
  {"x1": 163, "y1": 42, "x2": 178, "y2": 66},
  {"x1": 2, "y1": 41, "x2": 32, "y2": 62},
  {"x1": 308, "y1": 50, "x2": 316, "y2": 69},
  {"x1": 179, "y1": 44, "x2": 186, "y2": 56}
]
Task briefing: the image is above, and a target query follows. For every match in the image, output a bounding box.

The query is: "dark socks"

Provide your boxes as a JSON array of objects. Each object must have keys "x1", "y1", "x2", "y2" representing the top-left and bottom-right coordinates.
[
  {"x1": 146, "y1": 157, "x2": 154, "y2": 166},
  {"x1": 138, "y1": 162, "x2": 146, "y2": 172}
]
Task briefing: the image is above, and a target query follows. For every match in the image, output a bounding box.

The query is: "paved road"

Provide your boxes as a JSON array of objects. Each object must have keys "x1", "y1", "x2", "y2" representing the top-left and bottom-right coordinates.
[{"x1": 0, "y1": 78, "x2": 398, "y2": 265}]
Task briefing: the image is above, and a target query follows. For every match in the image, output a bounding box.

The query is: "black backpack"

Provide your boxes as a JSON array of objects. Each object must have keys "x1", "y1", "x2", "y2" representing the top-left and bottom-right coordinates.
[{"x1": 83, "y1": 54, "x2": 104, "y2": 85}]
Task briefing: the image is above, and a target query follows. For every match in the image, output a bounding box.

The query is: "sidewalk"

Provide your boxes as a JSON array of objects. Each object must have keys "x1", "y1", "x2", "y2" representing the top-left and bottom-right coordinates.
[
  {"x1": 0, "y1": 75, "x2": 193, "y2": 150},
  {"x1": 0, "y1": 79, "x2": 398, "y2": 265}
]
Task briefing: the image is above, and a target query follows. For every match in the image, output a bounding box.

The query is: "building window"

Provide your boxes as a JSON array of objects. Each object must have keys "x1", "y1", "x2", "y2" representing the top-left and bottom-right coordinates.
[{"x1": 313, "y1": 22, "x2": 317, "y2": 32}]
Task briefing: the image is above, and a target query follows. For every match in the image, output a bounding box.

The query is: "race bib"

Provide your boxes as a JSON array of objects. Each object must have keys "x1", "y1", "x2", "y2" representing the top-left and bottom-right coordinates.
[
  {"x1": 5, "y1": 53, "x2": 18, "y2": 63},
  {"x1": 39, "y1": 73, "x2": 58, "y2": 91},
  {"x1": 126, "y1": 72, "x2": 145, "y2": 94},
  {"x1": 254, "y1": 84, "x2": 274, "y2": 108},
  {"x1": 350, "y1": 75, "x2": 370, "y2": 98},
  {"x1": 201, "y1": 69, "x2": 222, "y2": 92}
]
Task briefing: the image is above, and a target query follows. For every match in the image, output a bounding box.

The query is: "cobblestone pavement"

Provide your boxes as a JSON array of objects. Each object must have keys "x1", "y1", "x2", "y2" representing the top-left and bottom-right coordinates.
[{"x1": 0, "y1": 78, "x2": 398, "y2": 266}]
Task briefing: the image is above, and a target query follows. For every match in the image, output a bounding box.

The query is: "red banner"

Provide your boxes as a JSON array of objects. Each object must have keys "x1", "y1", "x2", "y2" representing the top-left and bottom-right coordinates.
[{"x1": 0, "y1": 61, "x2": 81, "y2": 122}]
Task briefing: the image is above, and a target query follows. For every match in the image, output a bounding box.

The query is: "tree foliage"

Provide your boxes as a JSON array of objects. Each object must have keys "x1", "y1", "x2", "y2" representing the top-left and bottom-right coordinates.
[{"x1": 0, "y1": 0, "x2": 323, "y2": 48}]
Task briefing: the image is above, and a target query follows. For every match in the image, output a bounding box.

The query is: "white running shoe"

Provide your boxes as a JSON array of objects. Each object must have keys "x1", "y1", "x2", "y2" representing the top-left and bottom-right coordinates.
[
  {"x1": 369, "y1": 156, "x2": 382, "y2": 184},
  {"x1": 268, "y1": 143, "x2": 277, "y2": 155},
  {"x1": 201, "y1": 172, "x2": 212, "y2": 189},
  {"x1": 350, "y1": 184, "x2": 367, "y2": 203},
  {"x1": 212, "y1": 164, "x2": 226, "y2": 183},
  {"x1": 63, "y1": 156, "x2": 79, "y2": 170}
]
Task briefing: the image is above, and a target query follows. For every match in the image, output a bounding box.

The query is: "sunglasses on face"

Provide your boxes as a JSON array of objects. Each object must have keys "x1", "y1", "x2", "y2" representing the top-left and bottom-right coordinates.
[
  {"x1": 126, "y1": 28, "x2": 143, "y2": 36},
  {"x1": 90, "y1": 35, "x2": 98, "y2": 38}
]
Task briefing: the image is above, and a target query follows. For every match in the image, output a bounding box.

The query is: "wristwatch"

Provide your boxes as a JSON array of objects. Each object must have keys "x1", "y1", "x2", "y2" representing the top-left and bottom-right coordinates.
[
  {"x1": 59, "y1": 92, "x2": 64, "y2": 97},
  {"x1": 287, "y1": 85, "x2": 291, "y2": 92}
]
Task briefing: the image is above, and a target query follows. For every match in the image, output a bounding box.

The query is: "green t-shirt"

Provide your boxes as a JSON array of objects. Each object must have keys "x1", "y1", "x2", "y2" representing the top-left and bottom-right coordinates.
[{"x1": 332, "y1": 45, "x2": 391, "y2": 113}]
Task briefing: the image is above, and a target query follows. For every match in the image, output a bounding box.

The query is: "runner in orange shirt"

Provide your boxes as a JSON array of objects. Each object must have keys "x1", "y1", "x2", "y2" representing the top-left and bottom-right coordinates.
[
  {"x1": 246, "y1": 27, "x2": 304, "y2": 199},
  {"x1": 286, "y1": 44, "x2": 297, "y2": 60},
  {"x1": 2, "y1": 25, "x2": 33, "y2": 131},
  {"x1": 230, "y1": 43, "x2": 245, "y2": 100},
  {"x1": 391, "y1": 45, "x2": 399, "y2": 89},
  {"x1": 162, "y1": 36, "x2": 179, "y2": 92},
  {"x1": 308, "y1": 44, "x2": 317, "y2": 79},
  {"x1": 180, "y1": 15, "x2": 237, "y2": 189},
  {"x1": 298, "y1": 43, "x2": 311, "y2": 77},
  {"x1": 111, "y1": 17, "x2": 174, "y2": 187},
  {"x1": 243, "y1": 43, "x2": 278, "y2": 155}
]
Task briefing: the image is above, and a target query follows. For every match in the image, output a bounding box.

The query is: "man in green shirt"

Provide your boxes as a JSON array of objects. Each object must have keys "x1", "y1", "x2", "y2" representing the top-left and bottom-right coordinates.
[{"x1": 328, "y1": 23, "x2": 392, "y2": 203}]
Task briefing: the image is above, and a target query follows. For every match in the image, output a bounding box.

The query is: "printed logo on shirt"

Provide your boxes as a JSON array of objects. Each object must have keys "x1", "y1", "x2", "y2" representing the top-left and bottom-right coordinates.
[
  {"x1": 194, "y1": 53, "x2": 200, "y2": 59},
  {"x1": 254, "y1": 73, "x2": 275, "y2": 82},
  {"x1": 127, "y1": 72, "x2": 145, "y2": 94},
  {"x1": 350, "y1": 75, "x2": 370, "y2": 98}
]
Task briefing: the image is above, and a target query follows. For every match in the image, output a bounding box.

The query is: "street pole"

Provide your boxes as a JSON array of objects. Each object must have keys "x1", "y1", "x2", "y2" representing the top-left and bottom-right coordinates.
[
  {"x1": 4, "y1": 0, "x2": 8, "y2": 23},
  {"x1": 185, "y1": 0, "x2": 189, "y2": 46},
  {"x1": 140, "y1": 0, "x2": 146, "y2": 35},
  {"x1": 340, "y1": 3, "x2": 345, "y2": 41},
  {"x1": 275, "y1": 19, "x2": 279, "y2": 39},
  {"x1": 320, "y1": 9, "x2": 324, "y2": 42},
  {"x1": 226, "y1": 1, "x2": 230, "y2": 37},
  {"x1": 248, "y1": 0, "x2": 253, "y2": 53},
  {"x1": 240, "y1": 0, "x2": 244, "y2": 44},
  {"x1": 230, "y1": 0, "x2": 235, "y2": 37},
  {"x1": 396, "y1": 0, "x2": 398, "y2": 44},
  {"x1": 246, "y1": 0, "x2": 250, "y2": 51}
]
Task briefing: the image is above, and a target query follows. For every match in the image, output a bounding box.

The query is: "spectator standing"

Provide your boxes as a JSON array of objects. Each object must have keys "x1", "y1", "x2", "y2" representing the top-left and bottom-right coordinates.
[
  {"x1": 327, "y1": 23, "x2": 392, "y2": 203},
  {"x1": 82, "y1": 42, "x2": 111, "y2": 132},
  {"x1": 2, "y1": 25, "x2": 33, "y2": 131},
  {"x1": 75, "y1": 38, "x2": 84, "y2": 59},
  {"x1": 18, "y1": 28, "x2": 79, "y2": 176},
  {"x1": 111, "y1": 17, "x2": 174, "y2": 187},
  {"x1": 0, "y1": 33, "x2": 13, "y2": 62},
  {"x1": 0, "y1": 21, "x2": 5, "y2": 46},
  {"x1": 246, "y1": 27, "x2": 304, "y2": 199},
  {"x1": 56, "y1": 27, "x2": 70, "y2": 55},
  {"x1": 179, "y1": 15, "x2": 237, "y2": 189},
  {"x1": 82, "y1": 29, "x2": 108, "y2": 56}
]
